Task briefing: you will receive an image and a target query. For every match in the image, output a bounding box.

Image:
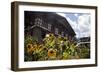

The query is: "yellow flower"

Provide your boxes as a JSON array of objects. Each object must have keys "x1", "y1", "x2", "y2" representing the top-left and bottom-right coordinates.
[
  {"x1": 60, "y1": 41, "x2": 64, "y2": 44},
  {"x1": 35, "y1": 44, "x2": 44, "y2": 53},
  {"x1": 62, "y1": 52, "x2": 69, "y2": 59},
  {"x1": 26, "y1": 43, "x2": 35, "y2": 54},
  {"x1": 49, "y1": 33, "x2": 54, "y2": 37},
  {"x1": 46, "y1": 34, "x2": 49, "y2": 37},
  {"x1": 48, "y1": 49, "x2": 56, "y2": 58}
]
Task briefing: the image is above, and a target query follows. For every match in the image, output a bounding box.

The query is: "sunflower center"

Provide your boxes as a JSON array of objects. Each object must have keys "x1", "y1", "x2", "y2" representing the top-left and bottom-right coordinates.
[
  {"x1": 28, "y1": 45, "x2": 31, "y2": 49},
  {"x1": 50, "y1": 51, "x2": 54, "y2": 54}
]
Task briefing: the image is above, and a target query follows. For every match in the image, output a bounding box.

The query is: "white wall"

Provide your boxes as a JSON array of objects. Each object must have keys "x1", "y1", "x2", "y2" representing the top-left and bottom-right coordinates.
[{"x1": 0, "y1": 0, "x2": 99, "y2": 73}]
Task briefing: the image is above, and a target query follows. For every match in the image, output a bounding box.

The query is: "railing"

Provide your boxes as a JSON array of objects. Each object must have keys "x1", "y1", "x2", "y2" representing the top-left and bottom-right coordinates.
[{"x1": 76, "y1": 42, "x2": 90, "y2": 46}]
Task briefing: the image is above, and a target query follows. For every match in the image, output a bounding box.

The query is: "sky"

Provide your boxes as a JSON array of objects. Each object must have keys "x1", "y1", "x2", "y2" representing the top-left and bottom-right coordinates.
[{"x1": 57, "y1": 12, "x2": 91, "y2": 38}]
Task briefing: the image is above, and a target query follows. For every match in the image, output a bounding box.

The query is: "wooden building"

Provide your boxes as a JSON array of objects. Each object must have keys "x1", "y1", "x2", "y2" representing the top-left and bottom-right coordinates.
[
  {"x1": 78, "y1": 37, "x2": 90, "y2": 49},
  {"x1": 24, "y1": 11, "x2": 76, "y2": 42}
]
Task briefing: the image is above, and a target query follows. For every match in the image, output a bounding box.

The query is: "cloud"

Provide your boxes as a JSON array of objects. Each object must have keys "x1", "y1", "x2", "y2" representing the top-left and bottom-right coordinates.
[
  {"x1": 66, "y1": 17, "x2": 78, "y2": 33},
  {"x1": 74, "y1": 14, "x2": 78, "y2": 17},
  {"x1": 77, "y1": 14, "x2": 90, "y2": 37},
  {"x1": 57, "y1": 13, "x2": 90, "y2": 38}
]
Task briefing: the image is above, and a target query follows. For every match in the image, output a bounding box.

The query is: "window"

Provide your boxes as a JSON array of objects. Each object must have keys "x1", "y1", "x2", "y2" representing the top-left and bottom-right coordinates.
[
  {"x1": 34, "y1": 18, "x2": 38, "y2": 25},
  {"x1": 34, "y1": 18, "x2": 42, "y2": 26},
  {"x1": 66, "y1": 34, "x2": 68, "y2": 38},
  {"x1": 61, "y1": 32, "x2": 64, "y2": 37},
  {"x1": 48, "y1": 23, "x2": 51, "y2": 31},
  {"x1": 55, "y1": 28, "x2": 58, "y2": 35},
  {"x1": 39, "y1": 18, "x2": 42, "y2": 26},
  {"x1": 69, "y1": 36, "x2": 71, "y2": 40}
]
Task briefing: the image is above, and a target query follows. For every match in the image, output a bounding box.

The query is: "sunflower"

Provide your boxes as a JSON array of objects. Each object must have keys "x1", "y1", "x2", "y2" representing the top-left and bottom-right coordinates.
[
  {"x1": 49, "y1": 33, "x2": 54, "y2": 37},
  {"x1": 26, "y1": 43, "x2": 35, "y2": 54},
  {"x1": 48, "y1": 49, "x2": 57, "y2": 59},
  {"x1": 34, "y1": 44, "x2": 44, "y2": 53}
]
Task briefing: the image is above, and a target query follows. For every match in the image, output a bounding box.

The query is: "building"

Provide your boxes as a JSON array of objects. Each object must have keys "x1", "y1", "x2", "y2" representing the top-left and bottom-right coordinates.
[
  {"x1": 77, "y1": 37, "x2": 90, "y2": 49},
  {"x1": 24, "y1": 11, "x2": 76, "y2": 42}
]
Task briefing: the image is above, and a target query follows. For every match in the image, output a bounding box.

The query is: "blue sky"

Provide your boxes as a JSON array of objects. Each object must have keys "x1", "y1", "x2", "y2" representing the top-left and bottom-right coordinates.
[{"x1": 57, "y1": 12, "x2": 91, "y2": 38}]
